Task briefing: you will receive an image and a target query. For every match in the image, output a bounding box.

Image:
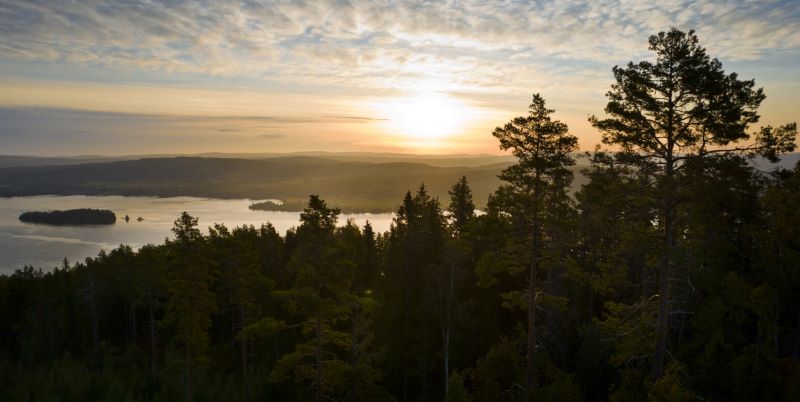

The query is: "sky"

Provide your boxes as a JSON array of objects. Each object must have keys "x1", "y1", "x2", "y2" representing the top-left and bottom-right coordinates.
[{"x1": 0, "y1": 0, "x2": 798, "y2": 156}]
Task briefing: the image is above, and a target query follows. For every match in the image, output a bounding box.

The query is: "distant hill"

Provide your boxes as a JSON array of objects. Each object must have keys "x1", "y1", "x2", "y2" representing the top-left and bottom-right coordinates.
[
  {"x1": 0, "y1": 155, "x2": 133, "y2": 168},
  {"x1": 2, "y1": 152, "x2": 791, "y2": 212},
  {"x1": 0, "y1": 156, "x2": 529, "y2": 212},
  {"x1": 0, "y1": 152, "x2": 515, "y2": 169}
]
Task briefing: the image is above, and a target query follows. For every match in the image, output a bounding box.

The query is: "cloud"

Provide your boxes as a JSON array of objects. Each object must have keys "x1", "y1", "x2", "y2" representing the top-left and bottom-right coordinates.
[
  {"x1": 0, "y1": 0, "x2": 796, "y2": 95},
  {"x1": 0, "y1": 1, "x2": 796, "y2": 155},
  {"x1": 322, "y1": 115, "x2": 389, "y2": 122},
  {"x1": 256, "y1": 133, "x2": 287, "y2": 140},
  {"x1": 0, "y1": 106, "x2": 400, "y2": 154}
]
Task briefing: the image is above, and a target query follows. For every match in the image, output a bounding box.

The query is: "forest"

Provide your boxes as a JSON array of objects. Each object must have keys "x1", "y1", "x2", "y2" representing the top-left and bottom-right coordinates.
[
  {"x1": 0, "y1": 29, "x2": 798, "y2": 401},
  {"x1": 18, "y1": 209, "x2": 117, "y2": 226},
  {"x1": 0, "y1": 155, "x2": 511, "y2": 213}
]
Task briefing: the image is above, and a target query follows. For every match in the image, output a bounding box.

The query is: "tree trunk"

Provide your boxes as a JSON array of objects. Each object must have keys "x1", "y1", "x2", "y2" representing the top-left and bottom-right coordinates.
[
  {"x1": 131, "y1": 303, "x2": 137, "y2": 345},
  {"x1": 526, "y1": 256, "x2": 538, "y2": 400},
  {"x1": 187, "y1": 348, "x2": 193, "y2": 402},
  {"x1": 149, "y1": 304, "x2": 158, "y2": 385},
  {"x1": 351, "y1": 311, "x2": 359, "y2": 401},
  {"x1": 526, "y1": 172, "x2": 543, "y2": 401},
  {"x1": 351, "y1": 311, "x2": 358, "y2": 366},
  {"x1": 241, "y1": 309, "x2": 248, "y2": 402},
  {"x1": 443, "y1": 327, "x2": 450, "y2": 397},
  {"x1": 421, "y1": 322, "x2": 428, "y2": 402},
  {"x1": 402, "y1": 244, "x2": 410, "y2": 402},
  {"x1": 315, "y1": 260, "x2": 323, "y2": 402},
  {"x1": 443, "y1": 260, "x2": 455, "y2": 397},
  {"x1": 794, "y1": 312, "x2": 800, "y2": 360},
  {"x1": 653, "y1": 213, "x2": 673, "y2": 379},
  {"x1": 654, "y1": 149, "x2": 675, "y2": 380},
  {"x1": 46, "y1": 309, "x2": 54, "y2": 360},
  {"x1": 89, "y1": 271, "x2": 100, "y2": 369},
  {"x1": 316, "y1": 310, "x2": 322, "y2": 402}
]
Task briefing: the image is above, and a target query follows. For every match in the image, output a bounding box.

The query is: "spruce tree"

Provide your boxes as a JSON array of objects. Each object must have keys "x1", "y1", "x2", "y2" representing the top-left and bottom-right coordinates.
[{"x1": 448, "y1": 176, "x2": 475, "y2": 234}]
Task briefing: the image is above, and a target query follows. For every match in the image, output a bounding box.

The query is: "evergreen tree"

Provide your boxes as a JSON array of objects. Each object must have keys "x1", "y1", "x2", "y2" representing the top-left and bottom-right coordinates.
[
  {"x1": 164, "y1": 212, "x2": 217, "y2": 402},
  {"x1": 481, "y1": 93, "x2": 578, "y2": 399},
  {"x1": 270, "y1": 196, "x2": 386, "y2": 401},
  {"x1": 590, "y1": 27, "x2": 797, "y2": 379},
  {"x1": 570, "y1": 151, "x2": 659, "y2": 395},
  {"x1": 433, "y1": 176, "x2": 476, "y2": 397},
  {"x1": 448, "y1": 176, "x2": 475, "y2": 234},
  {"x1": 132, "y1": 244, "x2": 167, "y2": 387},
  {"x1": 381, "y1": 185, "x2": 447, "y2": 400},
  {"x1": 208, "y1": 223, "x2": 274, "y2": 401}
]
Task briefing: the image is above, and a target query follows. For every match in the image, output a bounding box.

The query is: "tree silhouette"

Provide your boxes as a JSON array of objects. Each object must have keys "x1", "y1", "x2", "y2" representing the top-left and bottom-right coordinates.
[
  {"x1": 590, "y1": 27, "x2": 797, "y2": 379},
  {"x1": 448, "y1": 176, "x2": 475, "y2": 234},
  {"x1": 487, "y1": 93, "x2": 578, "y2": 399},
  {"x1": 164, "y1": 212, "x2": 217, "y2": 402}
]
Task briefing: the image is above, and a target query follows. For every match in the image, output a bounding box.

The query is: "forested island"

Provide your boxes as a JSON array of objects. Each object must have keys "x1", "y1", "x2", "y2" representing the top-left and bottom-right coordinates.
[
  {"x1": 18, "y1": 208, "x2": 116, "y2": 225},
  {"x1": 0, "y1": 29, "x2": 798, "y2": 402},
  {"x1": 249, "y1": 200, "x2": 303, "y2": 212}
]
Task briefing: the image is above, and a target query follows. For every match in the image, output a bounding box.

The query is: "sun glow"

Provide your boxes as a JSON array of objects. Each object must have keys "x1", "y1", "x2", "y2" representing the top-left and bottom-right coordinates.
[{"x1": 375, "y1": 92, "x2": 468, "y2": 142}]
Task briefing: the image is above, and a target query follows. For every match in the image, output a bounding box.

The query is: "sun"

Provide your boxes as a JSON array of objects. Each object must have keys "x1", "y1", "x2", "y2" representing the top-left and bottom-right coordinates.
[{"x1": 376, "y1": 92, "x2": 466, "y2": 141}]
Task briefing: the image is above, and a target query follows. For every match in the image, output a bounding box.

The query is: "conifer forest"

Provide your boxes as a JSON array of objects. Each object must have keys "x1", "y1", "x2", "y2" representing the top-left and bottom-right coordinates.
[{"x1": 1, "y1": 29, "x2": 799, "y2": 401}]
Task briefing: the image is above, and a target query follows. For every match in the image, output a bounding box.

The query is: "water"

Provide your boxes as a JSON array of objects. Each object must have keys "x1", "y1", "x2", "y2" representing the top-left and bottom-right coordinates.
[{"x1": 0, "y1": 196, "x2": 394, "y2": 274}]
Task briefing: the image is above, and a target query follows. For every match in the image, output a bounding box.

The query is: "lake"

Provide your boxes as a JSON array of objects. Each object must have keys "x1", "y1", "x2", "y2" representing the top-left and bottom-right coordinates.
[{"x1": 0, "y1": 196, "x2": 395, "y2": 274}]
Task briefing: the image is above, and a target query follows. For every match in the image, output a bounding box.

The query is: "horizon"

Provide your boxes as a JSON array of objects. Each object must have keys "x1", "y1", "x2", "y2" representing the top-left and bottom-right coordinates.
[
  {"x1": 2, "y1": 4, "x2": 800, "y2": 400},
  {"x1": 1, "y1": 1, "x2": 798, "y2": 155},
  {"x1": 0, "y1": 149, "x2": 514, "y2": 158}
]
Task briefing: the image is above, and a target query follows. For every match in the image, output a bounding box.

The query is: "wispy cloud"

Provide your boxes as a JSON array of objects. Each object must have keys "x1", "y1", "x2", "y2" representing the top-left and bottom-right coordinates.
[
  {"x1": 1, "y1": 0, "x2": 797, "y2": 93},
  {"x1": 0, "y1": 1, "x2": 797, "y2": 154},
  {"x1": 256, "y1": 133, "x2": 287, "y2": 140},
  {"x1": 0, "y1": 107, "x2": 381, "y2": 154}
]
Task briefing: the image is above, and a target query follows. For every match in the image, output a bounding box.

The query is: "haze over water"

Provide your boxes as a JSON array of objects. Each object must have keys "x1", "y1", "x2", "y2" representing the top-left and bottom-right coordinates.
[{"x1": 0, "y1": 195, "x2": 393, "y2": 274}]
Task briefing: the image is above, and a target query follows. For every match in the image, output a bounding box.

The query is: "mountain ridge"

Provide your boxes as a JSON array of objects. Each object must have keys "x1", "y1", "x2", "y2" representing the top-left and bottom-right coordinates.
[{"x1": 0, "y1": 156, "x2": 520, "y2": 212}]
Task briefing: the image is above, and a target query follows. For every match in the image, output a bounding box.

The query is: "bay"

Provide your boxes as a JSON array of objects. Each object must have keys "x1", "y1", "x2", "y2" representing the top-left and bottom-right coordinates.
[{"x1": 0, "y1": 195, "x2": 394, "y2": 274}]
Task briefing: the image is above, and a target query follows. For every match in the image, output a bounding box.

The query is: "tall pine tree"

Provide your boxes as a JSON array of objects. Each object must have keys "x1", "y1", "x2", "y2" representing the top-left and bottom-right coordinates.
[
  {"x1": 483, "y1": 93, "x2": 579, "y2": 399},
  {"x1": 590, "y1": 28, "x2": 796, "y2": 379}
]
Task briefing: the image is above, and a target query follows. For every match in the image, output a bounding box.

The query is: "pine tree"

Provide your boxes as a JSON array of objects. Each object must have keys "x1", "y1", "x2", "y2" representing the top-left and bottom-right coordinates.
[
  {"x1": 208, "y1": 223, "x2": 274, "y2": 401},
  {"x1": 590, "y1": 28, "x2": 796, "y2": 379},
  {"x1": 132, "y1": 244, "x2": 167, "y2": 388},
  {"x1": 164, "y1": 212, "x2": 217, "y2": 402},
  {"x1": 482, "y1": 93, "x2": 578, "y2": 399},
  {"x1": 572, "y1": 151, "x2": 659, "y2": 395},
  {"x1": 270, "y1": 196, "x2": 365, "y2": 401},
  {"x1": 436, "y1": 176, "x2": 476, "y2": 397},
  {"x1": 382, "y1": 185, "x2": 447, "y2": 401}
]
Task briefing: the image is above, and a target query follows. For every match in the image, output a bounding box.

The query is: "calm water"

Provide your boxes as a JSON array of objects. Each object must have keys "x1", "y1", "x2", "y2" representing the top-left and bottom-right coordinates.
[{"x1": 0, "y1": 196, "x2": 394, "y2": 274}]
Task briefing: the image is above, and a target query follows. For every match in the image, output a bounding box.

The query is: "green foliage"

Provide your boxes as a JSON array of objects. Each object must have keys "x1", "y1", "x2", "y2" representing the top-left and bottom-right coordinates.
[
  {"x1": 471, "y1": 335, "x2": 526, "y2": 402},
  {"x1": 609, "y1": 369, "x2": 648, "y2": 402},
  {"x1": 591, "y1": 26, "x2": 797, "y2": 380},
  {"x1": 445, "y1": 371, "x2": 471, "y2": 402},
  {"x1": 648, "y1": 363, "x2": 693, "y2": 402},
  {"x1": 486, "y1": 93, "x2": 579, "y2": 398},
  {"x1": 0, "y1": 29, "x2": 798, "y2": 402},
  {"x1": 448, "y1": 176, "x2": 475, "y2": 233}
]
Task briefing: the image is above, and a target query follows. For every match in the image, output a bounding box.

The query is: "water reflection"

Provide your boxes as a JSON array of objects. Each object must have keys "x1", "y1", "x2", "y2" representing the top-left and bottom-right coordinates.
[{"x1": 0, "y1": 196, "x2": 394, "y2": 273}]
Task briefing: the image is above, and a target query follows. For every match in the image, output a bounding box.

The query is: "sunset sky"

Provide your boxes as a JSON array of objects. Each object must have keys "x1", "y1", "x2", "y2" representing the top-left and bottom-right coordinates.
[{"x1": 0, "y1": 0, "x2": 798, "y2": 156}]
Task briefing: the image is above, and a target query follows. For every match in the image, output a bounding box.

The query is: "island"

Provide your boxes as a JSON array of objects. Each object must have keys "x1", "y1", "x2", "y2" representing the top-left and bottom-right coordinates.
[
  {"x1": 249, "y1": 200, "x2": 304, "y2": 212},
  {"x1": 19, "y1": 208, "x2": 117, "y2": 225}
]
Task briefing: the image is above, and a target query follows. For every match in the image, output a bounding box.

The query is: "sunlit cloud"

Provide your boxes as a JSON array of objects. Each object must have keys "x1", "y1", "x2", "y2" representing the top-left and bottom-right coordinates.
[{"x1": 0, "y1": 0, "x2": 797, "y2": 154}]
